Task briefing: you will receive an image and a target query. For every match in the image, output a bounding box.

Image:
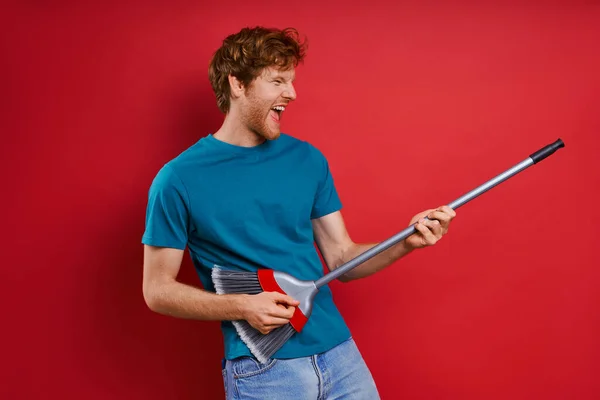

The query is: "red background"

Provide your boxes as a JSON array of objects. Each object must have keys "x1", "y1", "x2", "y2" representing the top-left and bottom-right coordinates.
[{"x1": 3, "y1": 1, "x2": 600, "y2": 399}]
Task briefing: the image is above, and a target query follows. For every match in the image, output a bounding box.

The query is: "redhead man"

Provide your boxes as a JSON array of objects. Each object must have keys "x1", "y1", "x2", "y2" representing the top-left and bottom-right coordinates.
[{"x1": 142, "y1": 26, "x2": 456, "y2": 399}]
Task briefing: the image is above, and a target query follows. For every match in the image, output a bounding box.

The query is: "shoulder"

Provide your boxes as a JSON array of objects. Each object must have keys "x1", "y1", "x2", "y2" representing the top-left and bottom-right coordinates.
[
  {"x1": 169, "y1": 137, "x2": 210, "y2": 168},
  {"x1": 149, "y1": 163, "x2": 185, "y2": 196},
  {"x1": 149, "y1": 143, "x2": 201, "y2": 193},
  {"x1": 150, "y1": 137, "x2": 212, "y2": 187},
  {"x1": 278, "y1": 133, "x2": 328, "y2": 161}
]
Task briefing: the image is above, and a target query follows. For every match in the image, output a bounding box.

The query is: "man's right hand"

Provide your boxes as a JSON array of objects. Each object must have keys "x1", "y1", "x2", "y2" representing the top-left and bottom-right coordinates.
[{"x1": 239, "y1": 292, "x2": 300, "y2": 334}]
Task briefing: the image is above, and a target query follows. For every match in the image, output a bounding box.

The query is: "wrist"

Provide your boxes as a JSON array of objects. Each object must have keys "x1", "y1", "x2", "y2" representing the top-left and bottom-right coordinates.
[
  {"x1": 230, "y1": 294, "x2": 250, "y2": 320},
  {"x1": 395, "y1": 239, "x2": 415, "y2": 256}
]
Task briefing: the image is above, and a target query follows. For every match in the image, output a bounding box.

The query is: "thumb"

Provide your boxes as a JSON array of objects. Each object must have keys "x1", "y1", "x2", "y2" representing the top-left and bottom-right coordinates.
[
  {"x1": 411, "y1": 209, "x2": 434, "y2": 225},
  {"x1": 272, "y1": 292, "x2": 300, "y2": 306}
]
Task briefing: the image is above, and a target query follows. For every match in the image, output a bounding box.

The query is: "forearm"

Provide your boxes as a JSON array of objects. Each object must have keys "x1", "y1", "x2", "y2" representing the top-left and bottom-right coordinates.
[
  {"x1": 334, "y1": 240, "x2": 414, "y2": 282},
  {"x1": 144, "y1": 279, "x2": 247, "y2": 321}
]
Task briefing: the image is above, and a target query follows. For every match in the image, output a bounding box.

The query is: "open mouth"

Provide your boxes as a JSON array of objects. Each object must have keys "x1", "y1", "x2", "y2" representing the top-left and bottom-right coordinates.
[{"x1": 271, "y1": 105, "x2": 286, "y2": 122}]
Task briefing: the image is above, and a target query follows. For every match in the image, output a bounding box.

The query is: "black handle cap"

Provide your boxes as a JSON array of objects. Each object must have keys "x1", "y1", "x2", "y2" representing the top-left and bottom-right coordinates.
[{"x1": 529, "y1": 138, "x2": 565, "y2": 164}]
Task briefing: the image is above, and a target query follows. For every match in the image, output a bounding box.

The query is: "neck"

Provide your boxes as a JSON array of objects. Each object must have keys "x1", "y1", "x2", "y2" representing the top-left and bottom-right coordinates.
[{"x1": 213, "y1": 111, "x2": 265, "y2": 148}]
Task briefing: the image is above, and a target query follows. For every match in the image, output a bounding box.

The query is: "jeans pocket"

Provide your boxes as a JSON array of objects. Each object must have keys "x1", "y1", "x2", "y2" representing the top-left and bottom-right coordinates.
[{"x1": 232, "y1": 357, "x2": 278, "y2": 379}]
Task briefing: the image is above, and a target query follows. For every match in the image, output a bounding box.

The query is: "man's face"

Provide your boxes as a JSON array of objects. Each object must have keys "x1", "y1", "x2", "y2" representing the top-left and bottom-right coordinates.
[{"x1": 240, "y1": 66, "x2": 297, "y2": 141}]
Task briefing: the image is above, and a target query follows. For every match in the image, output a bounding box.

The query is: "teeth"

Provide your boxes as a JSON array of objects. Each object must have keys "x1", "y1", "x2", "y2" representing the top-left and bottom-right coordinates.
[{"x1": 272, "y1": 106, "x2": 285, "y2": 111}]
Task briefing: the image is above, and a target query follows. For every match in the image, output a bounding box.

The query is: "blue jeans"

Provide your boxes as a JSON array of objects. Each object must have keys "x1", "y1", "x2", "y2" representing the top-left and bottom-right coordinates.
[{"x1": 221, "y1": 337, "x2": 380, "y2": 399}]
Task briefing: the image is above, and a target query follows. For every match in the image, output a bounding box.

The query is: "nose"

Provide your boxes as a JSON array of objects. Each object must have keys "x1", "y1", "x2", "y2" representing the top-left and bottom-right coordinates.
[{"x1": 283, "y1": 83, "x2": 297, "y2": 101}]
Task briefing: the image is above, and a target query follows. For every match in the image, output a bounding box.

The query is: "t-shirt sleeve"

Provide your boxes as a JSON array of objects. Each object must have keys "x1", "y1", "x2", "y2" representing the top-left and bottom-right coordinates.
[
  {"x1": 310, "y1": 146, "x2": 342, "y2": 219},
  {"x1": 141, "y1": 164, "x2": 190, "y2": 250}
]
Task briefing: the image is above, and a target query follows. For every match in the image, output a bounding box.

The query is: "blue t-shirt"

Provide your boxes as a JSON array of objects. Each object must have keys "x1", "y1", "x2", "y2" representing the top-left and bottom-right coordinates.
[{"x1": 142, "y1": 133, "x2": 351, "y2": 360}]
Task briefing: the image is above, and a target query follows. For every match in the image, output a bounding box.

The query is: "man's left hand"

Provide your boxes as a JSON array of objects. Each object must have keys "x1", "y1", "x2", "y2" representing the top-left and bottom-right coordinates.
[{"x1": 405, "y1": 205, "x2": 456, "y2": 250}]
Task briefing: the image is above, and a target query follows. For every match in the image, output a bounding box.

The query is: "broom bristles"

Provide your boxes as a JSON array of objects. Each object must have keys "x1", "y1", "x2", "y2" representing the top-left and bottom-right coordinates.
[
  {"x1": 232, "y1": 321, "x2": 295, "y2": 364},
  {"x1": 212, "y1": 267, "x2": 263, "y2": 295},
  {"x1": 212, "y1": 266, "x2": 296, "y2": 363}
]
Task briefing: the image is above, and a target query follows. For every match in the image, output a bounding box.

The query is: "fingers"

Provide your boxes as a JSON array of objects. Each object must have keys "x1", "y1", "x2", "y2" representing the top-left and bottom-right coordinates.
[
  {"x1": 254, "y1": 311, "x2": 293, "y2": 334},
  {"x1": 420, "y1": 205, "x2": 456, "y2": 240},
  {"x1": 439, "y1": 205, "x2": 457, "y2": 218},
  {"x1": 270, "y1": 304, "x2": 295, "y2": 320},
  {"x1": 246, "y1": 292, "x2": 300, "y2": 334},
  {"x1": 253, "y1": 306, "x2": 295, "y2": 334},
  {"x1": 428, "y1": 210, "x2": 450, "y2": 224},
  {"x1": 263, "y1": 316, "x2": 293, "y2": 327},
  {"x1": 267, "y1": 292, "x2": 299, "y2": 319},
  {"x1": 427, "y1": 212, "x2": 450, "y2": 233},
  {"x1": 257, "y1": 324, "x2": 285, "y2": 335},
  {"x1": 408, "y1": 205, "x2": 456, "y2": 249},
  {"x1": 428, "y1": 206, "x2": 456, "y2": 229},
  {"x1": 271, "y1": 292, "x2": 300, "y2": 307},
  {"x1": 410, "y1": 209, "x2": 435, "y2": 225},
  {"x1": 414, "y1": 220, "x2": 438, "y2": 245},
  {"x1": 422, "y1": 218, "x2": 443, "y2": 237},
  {"x1": 261, "y1": 298, "x2": 297, "y2": 334}
]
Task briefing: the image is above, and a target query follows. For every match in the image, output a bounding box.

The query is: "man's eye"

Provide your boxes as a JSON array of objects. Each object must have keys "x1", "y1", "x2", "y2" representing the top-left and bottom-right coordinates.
[{"x1": 273, "y1": 80, "x2": 282, "y2": 85}]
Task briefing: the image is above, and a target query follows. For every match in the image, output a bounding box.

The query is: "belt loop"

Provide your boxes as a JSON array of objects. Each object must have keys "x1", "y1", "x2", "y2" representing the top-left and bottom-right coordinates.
[{"x1": 224, "y1": 359, "x2": 235, "y2": 399}]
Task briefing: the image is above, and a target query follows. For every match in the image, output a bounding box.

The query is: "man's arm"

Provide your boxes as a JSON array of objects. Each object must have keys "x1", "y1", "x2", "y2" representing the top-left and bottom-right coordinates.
[
  {"x1": 312, "y1": 207, "x2": 456, "y2": 282},
  {"x1": 142, "y1": 245, "x2": 299, "y2": 334}
]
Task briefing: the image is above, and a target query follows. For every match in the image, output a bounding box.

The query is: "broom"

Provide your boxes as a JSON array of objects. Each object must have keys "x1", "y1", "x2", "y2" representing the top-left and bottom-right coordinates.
[{"x1": 212, "y1": 138, "x2": 565, "y2": 363}]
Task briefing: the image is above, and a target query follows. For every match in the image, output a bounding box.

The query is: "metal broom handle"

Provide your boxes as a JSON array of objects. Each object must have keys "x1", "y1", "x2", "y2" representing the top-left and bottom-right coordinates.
[{"x1": 315, "y1": 138, "x2": 565, "y2": 288}]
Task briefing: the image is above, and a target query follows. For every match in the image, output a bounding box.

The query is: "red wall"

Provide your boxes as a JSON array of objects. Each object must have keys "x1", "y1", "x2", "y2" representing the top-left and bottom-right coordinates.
[{"x1": 4, "y1": 2, "x2": 600, "y2": 399}]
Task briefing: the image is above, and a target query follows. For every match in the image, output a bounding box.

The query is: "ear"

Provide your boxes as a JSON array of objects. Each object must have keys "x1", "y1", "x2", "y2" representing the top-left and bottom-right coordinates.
[{"x1": 228, "y1": 74, "x2": 245, "y2": 99}]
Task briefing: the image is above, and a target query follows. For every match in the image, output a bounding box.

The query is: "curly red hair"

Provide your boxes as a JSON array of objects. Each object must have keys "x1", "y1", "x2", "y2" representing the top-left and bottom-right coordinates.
[{"x1": 209, "y1": 26, "x2": 307, "y2": 113}]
